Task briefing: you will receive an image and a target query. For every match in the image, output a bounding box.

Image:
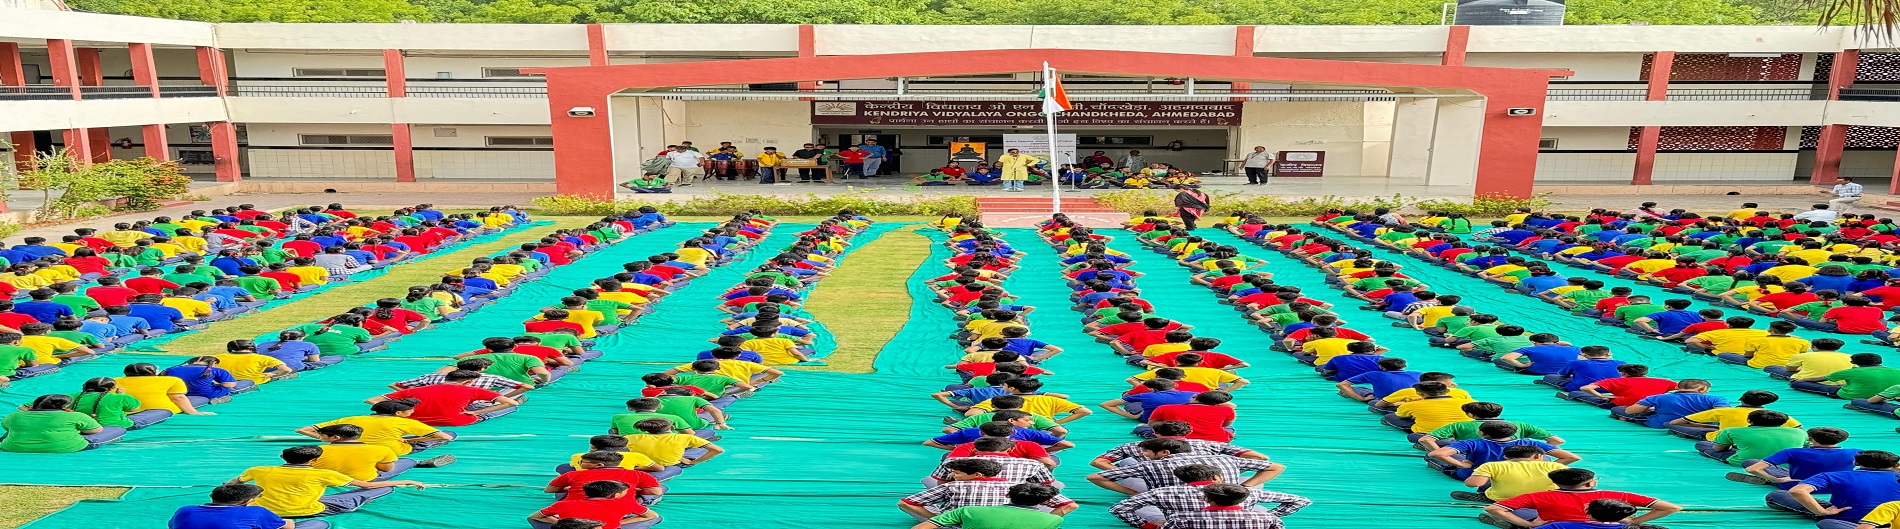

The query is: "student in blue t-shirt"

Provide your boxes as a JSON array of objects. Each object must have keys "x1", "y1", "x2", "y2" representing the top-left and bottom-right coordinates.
[
  {"x1": 168, "y1": 484, "x2": 328, "y2": 529},
  {"x1": 1630, "y1": 299, "x2": 1700, "y2": 336},
  {"x1": 930, "y1": 372, "x2": 1020, "y2": 411},
  {"x1": 125, "y1": 294, "x2": 186, "y2": 333},
  {"x1": 1425, "y1": 421, "x2": 1577, "y2": 479},
  {"x1": 1495, "y1": 334, "x2": 1584, "y2": 375},
  {"x1": 1323, "y1": 350, "x2": 1391, "y2": 382},
  {"x1": 1730, "y1": 427, "x2": 1860, "y2": 490},
  {"x1": 15, "y1": 289, "x2": 73, "y2": 324},
  {"x1": 1104, "y1": 379, "x2": 1197, "y2": 424},
  {"x1": 1339, "y1": 358, "x2": 1422, "y2": 402},
  {"x1": 1539, "y1": 346, "x2": 1624, "y2": 391},
  {"x1": 1612, "y1": 379, "x2": 1729, "y2": 428},
  {"x1": 1769, "y1": 450, "x2": 1900, "y2": 524}
]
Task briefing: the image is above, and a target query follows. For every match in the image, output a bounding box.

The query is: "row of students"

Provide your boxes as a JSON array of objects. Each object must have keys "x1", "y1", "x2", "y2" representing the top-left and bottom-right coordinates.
[{"x1": 1295, "y1": 213, "x2": 1900, "y2": 529}]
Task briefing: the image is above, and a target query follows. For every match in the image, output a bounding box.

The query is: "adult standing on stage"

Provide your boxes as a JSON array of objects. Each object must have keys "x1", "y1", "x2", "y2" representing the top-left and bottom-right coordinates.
[
  {"x1": 996, "y1": 148, "x2": 1038, "y2": 192},
  {"x1": 1174, "y1": 185, "x2": 1211, "y2": 230},
  {"x1": 1242, "y1": 146, "x2": 1274, "y2": 185},
  {"x1": 859, "y1": 138, "x2": 888, "y2": 177}
]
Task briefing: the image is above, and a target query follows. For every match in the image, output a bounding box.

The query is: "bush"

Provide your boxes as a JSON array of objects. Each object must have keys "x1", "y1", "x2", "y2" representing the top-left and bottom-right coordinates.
[
  {"x1": 530, "y1": 190, "x2": 979, "y2": 217},
  {"x1": 18, "y1": 151, "x2": 191, "y2": 219}
]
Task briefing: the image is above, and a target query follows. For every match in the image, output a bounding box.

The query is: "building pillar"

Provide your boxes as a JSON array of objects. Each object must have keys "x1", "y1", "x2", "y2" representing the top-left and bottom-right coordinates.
[
  {"x1": 796, "y1": 25, "x2": 817, "y2": 94},
  {"x1": 1631, "y1": 51, "x2": 1673, "y2": 185},
  {"x1": 383, "y1": 50, "x2": 414, "y2": 182},
  {"x1": 142, "y1": 125, "x2": 169, "y2": 161},
  {"x1": 392, "y1": 124, "x2": 416, "y2": 182},
  {"x1": 1387, "y1": 97, "x2": 1438, "y2": 179},
  {"x1": 75, "y1": 48, "x2": 113, "y2": 161},
  {"x1": 209, "y1": 122, "x2": 240, "y2": 182},
  {"x1": 196, "y1": 46, "x2": 228, "y2": 96},
  {"x1": 1427, "y1": 97, "x2": 1484, "y2": 188},
  {"x1": 129, "y1": 43, "x2": 160, "y2": 97},
  {"x1": 46, "y1": 39, "x2": 79, "y2": 99},
  {"x1": 0, "y1": 43, "x2": 29, "y2": 172},
  {"x1": 1812, "y1": 50, "x2": 1860, "y2": 185},
  {"x1": 62, "y1": 128, "x2": 94, "y2": 165},
  {"x1": 1230, "y1": 26, "x2": 1256, "y2": 98},
  {"x1": 1890, "y1": 145, "x2": 1900, "y2": 195},
  {"x1": 586, "y1": 24, "x2": 609, "y2": 66},
  {"x1": 1442, "y1": 25, "x2": 1470, "y2": 66}
]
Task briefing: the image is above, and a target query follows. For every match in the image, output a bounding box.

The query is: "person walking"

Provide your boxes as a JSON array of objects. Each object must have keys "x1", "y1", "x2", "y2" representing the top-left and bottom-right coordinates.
[
  {"x1": 997, "y1": 149, "x2": 1039, "y2": 192},
  {"x1": 663, "y1": 145, "x2": 705, "y2": 187},
  {"x1": 1242, "y1": 146, "x2": 1274, "y2": 185},
  {"x1": 1826, "y1": 179, "x2": 1863, "y2": 213},
  {"x1": 1173, "y1": 185, "x2": 1211, "y2": 230},
  {"x1": 859, "y1": 138, "x2": 887, "y2": 177}
]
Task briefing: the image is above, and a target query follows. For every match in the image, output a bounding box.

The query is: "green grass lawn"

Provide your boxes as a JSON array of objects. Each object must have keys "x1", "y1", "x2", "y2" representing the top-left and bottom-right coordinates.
[
  {"x1": 802, "y1": 224, "x2": 934, "y2": 373},
  {"x1": 0, "y1": 486, "x2": 127, "y2": 529}
]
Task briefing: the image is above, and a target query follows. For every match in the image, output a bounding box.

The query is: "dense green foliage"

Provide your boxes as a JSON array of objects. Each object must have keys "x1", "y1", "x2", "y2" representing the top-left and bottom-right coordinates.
[{"x1": 69, "y1": 0, "x2": 1821, "y2": 25}]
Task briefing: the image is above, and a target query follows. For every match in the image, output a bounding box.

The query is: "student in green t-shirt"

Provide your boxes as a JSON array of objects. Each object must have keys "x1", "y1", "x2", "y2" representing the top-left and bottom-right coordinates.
[
  {"x1": 72, "y1": 377, "x2": 157, "y2": 429},
  {"x1": 0, "y1": 394, "x2": 111, "y2": 453},
  {"x1": 1698, "y1": 410, "x2": 1807, "y2": 466},
  {"x1": 1805, "y1": 353, "x2": 1900, "y2": 399},
  {"x1": 610, "y1": 397, "x2": 691, "y2": 434},
  {"x1": 1416, "y1": 401, "x2": 1562, "y2": 450},
  {"x1": 674, "y1": 359, "x2": 753, "y2": 404},
  {"x1": 1556, "y1": 281, "x2": 1613, "y2": 312},
  {"x1": 445, "y1": 337, "x2": 550, "y2": 385}
]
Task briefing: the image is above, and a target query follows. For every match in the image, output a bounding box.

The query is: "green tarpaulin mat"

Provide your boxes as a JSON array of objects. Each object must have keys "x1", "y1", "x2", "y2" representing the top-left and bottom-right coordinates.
[{"x1": 3, "y1": 224, "x2": 1848, "y2": 528}]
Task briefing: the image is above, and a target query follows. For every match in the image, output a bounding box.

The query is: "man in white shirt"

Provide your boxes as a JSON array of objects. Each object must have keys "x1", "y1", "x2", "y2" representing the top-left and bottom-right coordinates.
[
  {"x1": 1121, "y1": 150, "x2": 1147, "y2": 171},
  {"x1": 1791, "y1": 203, "x2": 1840, "y2": 222},
  {"x1": 1241, "y1": 146, "x2": 1273, "y2": 185},
  {"x1": 664, "y1": 145, "x2": 706, "y2": 186},
  {"x1": 1826, "y1": 179, "x2": 1864, "y2": 213}
]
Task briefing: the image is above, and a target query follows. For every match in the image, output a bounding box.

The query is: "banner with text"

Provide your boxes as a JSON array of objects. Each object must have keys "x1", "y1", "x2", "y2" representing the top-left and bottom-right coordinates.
[
  {"x1": 811, "y1": 101, "x2": 1243, "y2": 126},
  {"x1": 1002, "y1": 134, "x2": 1078, "y2": 166}
]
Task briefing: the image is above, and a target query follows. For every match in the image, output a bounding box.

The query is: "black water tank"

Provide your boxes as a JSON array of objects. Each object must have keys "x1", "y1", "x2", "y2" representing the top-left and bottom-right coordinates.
[{"x1": 1454, "y1": 0, "x2": 1566, "y2": 25}]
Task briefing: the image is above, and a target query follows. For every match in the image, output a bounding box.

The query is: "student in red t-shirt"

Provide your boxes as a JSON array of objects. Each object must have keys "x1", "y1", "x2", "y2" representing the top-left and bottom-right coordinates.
[
  {"x1": 1572, "y1": 364, "x2": 1676, "y2": 409},
  {"x1": 524, "y1": 309, "x2": 586, "y2": 335},
  {"x1": 1819, "y1": 295, "x2": 1889, "y2": 334},
  {"x1": 1483, "y1": 468, "x2": 1681, "y2": 528},
  {"x1": 83, "y1": 276, "x2": 141, "y2": 308},
  {"x1": 369, "y1": 370, "x2": 519, "y2": 426},
  {"x1": 367, "y1": 299, "x2": 430, "y2": 335},
  {"x1": 1146, "y1": 391, "x2": 1238, "y2": 442},
  {"x1": 545, "y1": 451, "x2": 664, "y2": 504},
  {"x1": 530, "y1": 480, "x2": 659, "y2": 529},
  {"x1": 125, "y1": 268, "x2": 181, "y2": 295}
]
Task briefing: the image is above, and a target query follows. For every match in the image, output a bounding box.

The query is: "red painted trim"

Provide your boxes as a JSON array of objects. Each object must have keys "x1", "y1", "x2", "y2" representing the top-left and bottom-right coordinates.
[
  {"x1": 586, "y1": 24, "x2": 608, "y2": 66},
  {"x1": 1442, "y1": 26, "x2": 1470, "y2": 66},
  {"x1": 1231, "y1": 26, "x2": 1256, "y2": 99},
  {"x1": 196, "y1": 47, "x2": 228, "y2": 96},
  {"x1": 46, "y1": 39, "x2": 79, "y2": 99},
  {"x1": 129, "y1": 43, "x2": 160, "y2": 97},
  {"x1": 1632, "y1": 126, "x2": 1660, "y2": 185},
  {"x1": 210, "y1": 122, "x2": 241, "y2": 182},
  {"x1": 392, "y1": 123, "x2": 416, "y2": 182},
  {"x1": 1644, "y1": 51, "x2": 1673, "y2": 101},
  {"x1": 0, "y1": 43, "x2": 23, "y2": 86},
  {"x1": 526, "y1": 48, "x2": 1567, "y2": 199},
  {"x1": 62, "y1": 128, "x2": 93, "y2": 165},
  {"x1": 796, "y1": 25, "x2": 818, "y2": 94},
  {"x1": 75, "y1": 47, "x2": 102, "y2": 86},
  {"x1": 142, "y1": 124, "x2": 169, "y2": 161},
  {"x1": 383, "y1": 49, "x2": 407, "y2": 98},
  {"x1": 1827, "y1": 50, "x2": 1859, "y2": 100},
  {"x1": 1810, "y1": 124, "x2": 1845, "y2": 184}
]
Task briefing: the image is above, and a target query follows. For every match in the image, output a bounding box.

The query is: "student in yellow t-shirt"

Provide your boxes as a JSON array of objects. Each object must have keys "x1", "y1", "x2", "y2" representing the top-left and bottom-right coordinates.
[
  {"x1": 1388, "y1": 381, "x2": 1476, "y2": 433},
  {"x1": 216, "y1": 341, "x2": 296, "y2": 385},
  {"x1": 1732, "y1": 322, "x2": 1811, "y2": 369},
  {"x1": 1466, "y1": 448, "x2": 1570, "y2": 500},
  {"x1": 739, "y1": 330, "x2": 807, "y2": 365},
  {"x1": 567, "y1": 435, "x2": 663, "y2": 471},
  {"x1": 308, "y1": 426, "x2": 404, "y2": 481},
  {"x1": 1668, "y1": 390, "x2": 1801, "y2": 440},
  {"x1": 115, "y1": 363, "x2": 211, "y2": 415},
  {"x1": 228, "y1": 446, "x2": 425, "y2": 517},
  {"x1": 20, "y1": 327, "x2": 90, "y2": 365},
  {"x1": 1298, "y1": 335, "x2": 1359, "y2": 365},
  {"x1": 1130, "y1": 364, "x2": 1247, "y2": 391},
  {"x1": 622, "y1": 417, "x2": 724, "y2": 469},
  {"x1": 971, "y1": 394, "x2": 1090, "y2": 424},
  {"x1": 1685, "y1": 320, "x2": 1770, "y2": 355},
  {"x1": 161, "y1": 291, "x2": 216, "y2": 320},
  {"x1": 671, "y1": 349, "x2": 783, "y2": 385},
  {"x1": 285, "y1": 260, "x2": 330, "y2": 286},
  {"x1": 301, "y1": 401, "x2": 454, "y2": 456}
]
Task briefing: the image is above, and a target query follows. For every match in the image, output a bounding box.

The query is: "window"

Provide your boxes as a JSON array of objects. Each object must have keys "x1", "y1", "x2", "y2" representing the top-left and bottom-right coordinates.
[
  {"x1": 1538, "y1": 138, "x2": 1560, "y2": 149},
  {"x1": 292, "y1": 68, "x2": 388, "y2": 78},
  {"x1": 299, "y1": 134, "x2": 394, "y2": 146},
  {"x1": 481, "y1": 68, "x2": 542, "y2": 78},
  {"x1": 1079, "y1": 136, "x2": 1153, "y2": 146},
  {"x1": 177, "y1": 150, "x2": 215, "y2": 164},
  {"x1": 486, "y1": 136, "x2": 554, "y2": 147}
]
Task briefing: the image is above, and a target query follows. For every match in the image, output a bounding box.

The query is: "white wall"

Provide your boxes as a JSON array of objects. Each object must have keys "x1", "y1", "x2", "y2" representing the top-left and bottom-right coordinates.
[
  {"x1": 1232, "y1": 101, "x2": 1368, "y2": 177},
  {"x1": 1254, "y1": 26, "x2": 1445, "y2": 54},
  {"x1": 676, "y1": 100, "x2": 813, "y2": 152},
  {"x1": 603, "y1": 24, "x2": 798, "y2": 54},
  {"x1": 213, "y1": 23, "x2": 588, "y2": 51},
  {"x1": 1544, "y1": 100, "x2": 1830, "y2": 127},
  {"x1": 1464, "y1": 53, "x2": 1644, "y2": 81},
  {"x1": 223, "y1": 97, "x2": 550, "y2": 125},
  {"x1": 0, "y1": 97, "x2": 228, "y2": 131},
  {"x1": 0, "y1": 9, "x2": 215, "y2": 46},
  {"x1": 815, "y1": 25, "x2": 1235, "y2": 56},
  {"x1": 1467, "y1": 26, "x2": 1850, "y2": 53}
]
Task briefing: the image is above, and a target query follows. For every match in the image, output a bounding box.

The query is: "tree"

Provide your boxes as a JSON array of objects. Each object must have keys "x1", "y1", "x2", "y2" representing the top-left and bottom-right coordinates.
[{"x1": 1565, "y1": 0, "x2": 1761, "y2": 24}]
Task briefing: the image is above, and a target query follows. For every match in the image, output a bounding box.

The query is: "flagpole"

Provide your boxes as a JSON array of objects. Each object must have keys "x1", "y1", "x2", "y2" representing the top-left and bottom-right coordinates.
[{"x1": 1043, "y1": 63, "x2": 1062, "y2": 214}]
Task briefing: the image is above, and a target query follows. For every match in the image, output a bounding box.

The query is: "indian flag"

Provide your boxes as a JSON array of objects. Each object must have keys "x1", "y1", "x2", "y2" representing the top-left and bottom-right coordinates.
[{"x1": 1040, "y1": 62, "x2": 1071, "y2": 114}]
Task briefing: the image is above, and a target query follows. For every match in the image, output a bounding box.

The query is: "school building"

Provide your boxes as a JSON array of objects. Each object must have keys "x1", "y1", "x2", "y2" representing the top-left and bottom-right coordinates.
[{"x1": 3, "y1": 2, "x2": 1900, "y2": 198}]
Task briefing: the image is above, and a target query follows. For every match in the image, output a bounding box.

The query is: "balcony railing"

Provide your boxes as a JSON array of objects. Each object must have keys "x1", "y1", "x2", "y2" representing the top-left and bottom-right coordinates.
[
  {"x1": 0, "y1": 84, "x2": 222, "y2": 100},
  {"x1": 1546, "y1": 88, "x2": 1822, "y2": 101},
  {"x1": 158, "y1": 85, "x2": 221, "y2": 98},
  {"x1": 231, "y1": 84, "x2": 548, "y2": 98},
  {"x1": 0, "y1": 85, "x2": 77, "y2": 100},
  {"x1": 1840, "y1": 88, "x2": 1900, "y2": 102}
]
